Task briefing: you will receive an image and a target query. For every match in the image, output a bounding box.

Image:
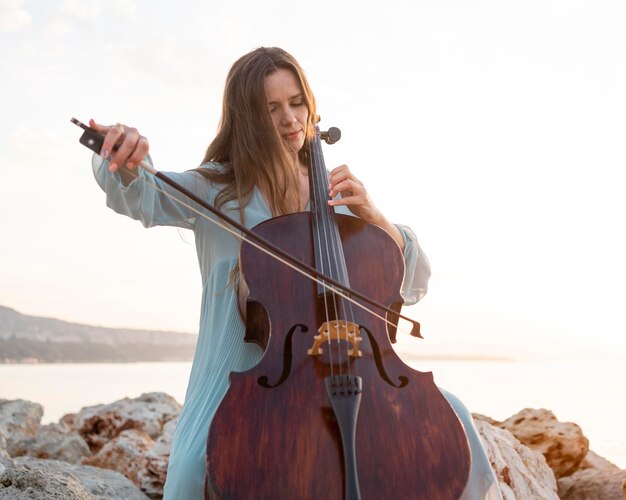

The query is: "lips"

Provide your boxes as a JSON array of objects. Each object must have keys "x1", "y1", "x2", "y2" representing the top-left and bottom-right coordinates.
[{"x1": 284, "y1": 130, "x2": 302, "y2": 141}]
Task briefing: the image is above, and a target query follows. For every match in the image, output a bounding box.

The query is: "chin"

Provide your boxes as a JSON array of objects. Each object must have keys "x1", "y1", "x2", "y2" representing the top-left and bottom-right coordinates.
[{"x1": 285, "y1": 141, "x2": 304, "y2": 154}]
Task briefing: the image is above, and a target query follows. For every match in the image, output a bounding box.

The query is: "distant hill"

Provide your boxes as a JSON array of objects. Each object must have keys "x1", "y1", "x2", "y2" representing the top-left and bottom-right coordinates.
[{"x1": 0, "y1": 305, "x2": 197, "y2": 363}]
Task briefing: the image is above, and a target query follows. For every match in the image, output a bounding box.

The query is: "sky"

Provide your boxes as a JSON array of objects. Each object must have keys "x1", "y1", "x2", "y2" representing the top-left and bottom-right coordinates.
[{"x1": 1, "y1": 0, "x2": 625, "y2": 363}]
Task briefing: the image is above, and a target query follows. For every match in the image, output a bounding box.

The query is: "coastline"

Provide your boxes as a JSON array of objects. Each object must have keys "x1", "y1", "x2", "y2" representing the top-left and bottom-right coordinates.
[{"x1": 1, "y1": 359, "x2": 624, "y2": 470}]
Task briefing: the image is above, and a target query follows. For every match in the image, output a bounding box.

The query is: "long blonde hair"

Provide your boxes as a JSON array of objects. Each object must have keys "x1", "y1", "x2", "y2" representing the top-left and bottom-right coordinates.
[{"x1": 196, "y1": 47, "x2": 317, "y2": 217}]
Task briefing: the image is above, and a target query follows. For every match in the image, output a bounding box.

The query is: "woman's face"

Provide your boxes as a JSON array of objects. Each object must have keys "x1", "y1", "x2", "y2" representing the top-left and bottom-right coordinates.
[{"x1": 264, "y1": 68, "x2": 308, "y2": 153}]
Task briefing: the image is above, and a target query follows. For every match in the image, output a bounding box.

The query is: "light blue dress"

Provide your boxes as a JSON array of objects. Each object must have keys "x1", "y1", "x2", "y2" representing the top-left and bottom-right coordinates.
[{"x1": 93, "y1": 156, "x2": 501, "y2": 500}]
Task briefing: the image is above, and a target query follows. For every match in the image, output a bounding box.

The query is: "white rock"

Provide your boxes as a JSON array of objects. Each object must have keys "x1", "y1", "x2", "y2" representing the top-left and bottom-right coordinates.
[
  {"x1": 557, "y1": 467, "x2": 626, "y2": 500},
  {"x1": 475, "y1": 419, "x2": 559, "y2": 500},
  {"x1": 0, "y1": 455, "x2": 148, "y2": 499},
  {"x1": 0, "y1": 399, "x2": 43, "y2": 450},
  {"x1": 8, "y1": 423, "x2": 91, "y2": 463},
  {"x1": 74, "y1": 393, "x2": 181, "y2": 452}
]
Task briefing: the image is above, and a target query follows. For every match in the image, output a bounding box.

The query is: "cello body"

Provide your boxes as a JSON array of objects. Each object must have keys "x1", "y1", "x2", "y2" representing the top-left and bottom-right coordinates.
[{"x1": 205, "y1": 211, "x2": 471, "y2": 499}]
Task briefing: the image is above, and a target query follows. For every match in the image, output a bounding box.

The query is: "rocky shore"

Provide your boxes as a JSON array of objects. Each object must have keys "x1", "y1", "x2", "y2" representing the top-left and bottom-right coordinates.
[{"x1": 1, "y1": 394, "x2": 624, "y2": 499}]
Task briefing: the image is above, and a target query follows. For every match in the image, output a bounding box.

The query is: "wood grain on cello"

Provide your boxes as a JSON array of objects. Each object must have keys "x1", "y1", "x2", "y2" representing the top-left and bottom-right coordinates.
[{"x1": 205, "y1": 127, "x2": 471, "y2": 500}]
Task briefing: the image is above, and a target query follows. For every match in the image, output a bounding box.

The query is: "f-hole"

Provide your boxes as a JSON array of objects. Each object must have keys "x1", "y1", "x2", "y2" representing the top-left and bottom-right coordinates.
[
  {"x1": 361, "y1": 326, "x2": 409, "y2": 388},
  {"x1": 257, "y1": 324, "x2": 308, "y2": 388}
]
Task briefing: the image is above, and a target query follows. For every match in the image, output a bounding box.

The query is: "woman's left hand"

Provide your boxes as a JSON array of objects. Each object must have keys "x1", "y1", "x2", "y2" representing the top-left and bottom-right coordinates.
[
  {"x1": 327, "y1": 165, "x2": 405, "y2": 251},
  {"x1": 327, "y1": 165, "x2": 383, "y2": 225}
]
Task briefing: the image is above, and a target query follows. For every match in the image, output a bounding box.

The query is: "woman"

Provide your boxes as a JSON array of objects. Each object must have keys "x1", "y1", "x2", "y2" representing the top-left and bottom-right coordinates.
[{"x1": 91, "y1": 47, "x2": 501, "y2": 499}]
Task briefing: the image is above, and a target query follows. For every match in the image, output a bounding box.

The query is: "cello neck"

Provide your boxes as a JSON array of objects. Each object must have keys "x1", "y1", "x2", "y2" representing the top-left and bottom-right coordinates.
[{"x1": 308, "y1": 126, "x2": 350, "y2": 290}]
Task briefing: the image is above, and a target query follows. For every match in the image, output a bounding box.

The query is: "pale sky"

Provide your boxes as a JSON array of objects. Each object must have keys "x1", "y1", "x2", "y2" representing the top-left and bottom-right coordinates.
[{"x1": 1, "y1": 0, "x2": 625, "y2": 362}]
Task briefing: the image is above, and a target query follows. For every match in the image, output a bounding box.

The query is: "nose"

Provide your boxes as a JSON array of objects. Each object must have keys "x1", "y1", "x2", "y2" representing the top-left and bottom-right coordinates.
[{"x1": 281, "y1": 107, "x2": 297, "y2": 126}]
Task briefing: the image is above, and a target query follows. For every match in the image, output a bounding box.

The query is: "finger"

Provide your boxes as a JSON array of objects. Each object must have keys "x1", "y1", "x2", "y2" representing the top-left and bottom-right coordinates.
[
  {"x1": 329, "y1": 166, "x2": 363, "y2": 193},
  {"x1": 89, "y1": 119, "x2": 110, "y2": 134},
  {"x1": 328, "y1": 165, "x2": 350, "y2": 185},
  {"x1": 126, "y1": 135, "x2": 149, "y2": 169},
  {"x1": 101, "y1": 123, "x2": 126, "y2": 162},
  {"x1": 89, "y1": 119, "x2": 117, "y2": 158},
  {"x1": 328, "y1": 195, "x2": 362, "y2": 207},
  {"x1": 329, "y1": 178, "x2": 362, "y2": 198},
  {"x1": 329, "y1": 164, "x2": 350, "y2": 177},
  {"x1": 329, "y1": 194, "x2": 380, "y2": 225},
  {"x1": 109, "y1": 126, "x2": 140, "y2": 171}
]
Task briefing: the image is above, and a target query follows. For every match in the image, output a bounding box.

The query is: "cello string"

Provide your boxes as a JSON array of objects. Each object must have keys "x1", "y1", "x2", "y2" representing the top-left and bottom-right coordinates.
[
  {"x1": 309, "y1": 141, "x2": 337, "y2": 378},
  {"x1": 324, "y1": 189, "x2": 355, "y2": 379},
  {"x1": 314, "y1": 136, "x2": 351, "y2": 380},
  {"x1": 310, "y1": 131, "x2": 356, "y2": 379},
  {"x1": 318, "y1": 132, "x2": 360, "y2": 380},
  {"x1": 325, "y1": 204, "x2": 358, "y2": 378},
  {"x1": 310, "y1": 137, "x2": 345, "y2": 379},
  {"x1": 111, "y1": 158, "x2": 407, "y2": 338}
]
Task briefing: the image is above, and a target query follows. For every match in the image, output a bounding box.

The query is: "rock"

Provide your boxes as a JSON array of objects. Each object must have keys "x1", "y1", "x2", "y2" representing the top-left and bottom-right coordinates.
[
  {"x1": 0, "y1": 434, "x2": 8, "y2": 458},
  {"x1": 579, "y1": 450, "x2": 621, "y2": 472},
  {"x1": 74, "y1": 393, "x2": 181, "y2": 452},
  {"x1": 60, "y1": 413, "x2": 78, "y2": 431},
  {"x1": 0, "y1": 399, "x2": 43, "y2": 451},
  {"x1": 0, "y1": 400, "x2": 90, "y2": 464},
  {"x1": 474, "y1": 419, "x2": 559, "y2": 499},
  {"x1": 142, "y1": 416, "x2": 178, "y2": 497},
  {"x1": 557, "y1": 467, "x2": 626, "y2": 500},
  {"x1": 11, "y1": 394, "x2": 622, "y2": 500},
  {"x1": 0, "y1": 395, "x2": 180, "y2": 498},
  {"x1": 8, "y1": 423, "x2": 91, "y2": 463},
  {"x1": 81, "y1": 417, "x2": 178, "y2": 499},
  {"x1": 82, "y1": 429, "x2": 154, "y2": 487},
  {"x1": 0, "y1": 455, "x2": 148, "y2": 499},
  {"x1": 472, "y1": 412, "x2": 499, "y2": 425},
  {"x1": 497, "y1": 408, "x2": 589, "y2": 478}
]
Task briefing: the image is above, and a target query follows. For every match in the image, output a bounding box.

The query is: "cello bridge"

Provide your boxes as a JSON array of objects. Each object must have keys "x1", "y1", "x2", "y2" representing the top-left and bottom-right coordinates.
[{"x1": 307, "y1": 320, "x2": 362, "y2": 358}]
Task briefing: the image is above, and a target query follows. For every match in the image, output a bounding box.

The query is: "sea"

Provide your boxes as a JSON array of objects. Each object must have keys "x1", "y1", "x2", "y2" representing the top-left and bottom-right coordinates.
[{"x1": 1, "y1": 359, "x2": 624, "y2": 469}]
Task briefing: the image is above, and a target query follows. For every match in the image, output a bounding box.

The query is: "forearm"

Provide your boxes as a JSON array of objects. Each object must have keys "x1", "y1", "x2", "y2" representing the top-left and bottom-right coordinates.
[{"x1": 92, "y1": 153, "x2": 203, "y2": 229}]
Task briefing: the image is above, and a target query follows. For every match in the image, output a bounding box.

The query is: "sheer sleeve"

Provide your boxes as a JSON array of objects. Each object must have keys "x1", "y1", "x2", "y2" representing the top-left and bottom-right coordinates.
[
  {"x1": 92, "y1": 154, "x2": 217, "y2": 229},
  {"x1": 395, "y1": 224, "x2": 431, "y2": 305}
]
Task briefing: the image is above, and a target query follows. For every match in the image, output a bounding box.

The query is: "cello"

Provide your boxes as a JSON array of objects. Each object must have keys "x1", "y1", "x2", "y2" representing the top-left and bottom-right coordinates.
[
  {"x1": 205, "y1": 125, "x2": 471, "y2": 499},
  {"x1": 71, "y1": 116, "x2": 470, "y2": 499}
]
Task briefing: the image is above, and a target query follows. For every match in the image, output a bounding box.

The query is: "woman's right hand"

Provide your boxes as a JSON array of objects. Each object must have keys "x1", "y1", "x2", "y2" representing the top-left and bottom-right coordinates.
[{"x1": 89, "y1": 119, "x2": 149, "y2": 173}]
